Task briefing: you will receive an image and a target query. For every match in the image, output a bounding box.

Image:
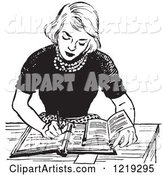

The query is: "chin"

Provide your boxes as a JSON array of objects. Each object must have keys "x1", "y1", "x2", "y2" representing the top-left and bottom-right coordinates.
[{"x1": 63, "y1": 55, "x2": 76, "y2": 61}]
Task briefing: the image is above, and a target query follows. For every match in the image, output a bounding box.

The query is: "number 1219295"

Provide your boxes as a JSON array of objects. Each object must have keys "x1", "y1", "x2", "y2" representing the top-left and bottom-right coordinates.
[{"x1": 113, "y1": 164, "x2": 154, "y2": 173}]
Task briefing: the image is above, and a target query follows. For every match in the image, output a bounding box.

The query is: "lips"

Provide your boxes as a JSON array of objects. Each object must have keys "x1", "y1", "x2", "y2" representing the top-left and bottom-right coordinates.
[{"x1": 65, "y1": 51, "x2": 75, "y2": 57}]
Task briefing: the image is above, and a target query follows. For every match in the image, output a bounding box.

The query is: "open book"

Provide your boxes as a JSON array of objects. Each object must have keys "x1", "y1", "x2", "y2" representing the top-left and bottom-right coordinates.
[
  {"x1": 82, "y1": 110, "x2": 133, "y2": 147},
  {"x1": 10, "y1": 110, "x2": 133, "y2": 157}
]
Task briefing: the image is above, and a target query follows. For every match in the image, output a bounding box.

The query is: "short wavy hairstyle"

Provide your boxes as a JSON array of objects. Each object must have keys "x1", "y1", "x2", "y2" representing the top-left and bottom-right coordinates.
[{"x1": 44, "y1": 2, "x2": 101, "y2": 53}]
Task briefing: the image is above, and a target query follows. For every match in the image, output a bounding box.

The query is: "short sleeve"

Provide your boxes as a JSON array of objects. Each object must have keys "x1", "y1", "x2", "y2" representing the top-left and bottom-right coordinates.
[
  {"x1": 97, "y1": 51, "x2": 126, "y2": 99},
  {"x1": 16, "y1": 49, "x2": 43, "y2": 94}
]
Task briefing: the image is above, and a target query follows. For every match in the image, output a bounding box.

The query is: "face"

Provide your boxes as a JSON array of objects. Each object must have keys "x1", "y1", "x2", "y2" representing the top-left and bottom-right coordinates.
[{"x1": 57, "y1": 22, "x2": 92, "y2": 61}]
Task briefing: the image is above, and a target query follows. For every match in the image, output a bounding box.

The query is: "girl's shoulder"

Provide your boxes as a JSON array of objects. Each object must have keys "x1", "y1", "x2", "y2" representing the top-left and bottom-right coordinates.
[
  {"x1": 21, "y1": 44, "x2": 56, "y2": 72},
  {"x1": 91, "y1": 49, "x2": 114, "y2": 63},
  {"x1": 26, "y1": 44, "x2": 55, "y2": 62},
  {"x1": 90, "y1": 50, "x2": 118, "y2": 74}
]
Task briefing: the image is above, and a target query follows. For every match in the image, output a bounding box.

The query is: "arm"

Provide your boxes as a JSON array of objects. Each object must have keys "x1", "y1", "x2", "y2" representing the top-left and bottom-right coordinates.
[
  {"x1": 12, "y1": 90, "x2": 61, "y2": 138},
  {"x1": 111, "y1": 93, "x2": 135, "y2": 123},
  {"x1": 96, "y1": 51, "x2": 137, "y2": 147},
  {"x1": 111, "y1": 93, "x2": 138, "y2": 147}
]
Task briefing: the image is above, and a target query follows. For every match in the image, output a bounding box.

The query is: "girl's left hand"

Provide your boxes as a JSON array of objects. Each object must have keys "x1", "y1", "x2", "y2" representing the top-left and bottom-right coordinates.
[{"x1": 113, "y1": 127, "x2": 138, "y2": 148}]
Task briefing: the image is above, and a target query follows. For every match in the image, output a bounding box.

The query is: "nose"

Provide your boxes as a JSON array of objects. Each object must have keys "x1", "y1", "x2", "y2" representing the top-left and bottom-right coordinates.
[{"x1": 68, "y1": 41, "x2": 76, "y2": 51}]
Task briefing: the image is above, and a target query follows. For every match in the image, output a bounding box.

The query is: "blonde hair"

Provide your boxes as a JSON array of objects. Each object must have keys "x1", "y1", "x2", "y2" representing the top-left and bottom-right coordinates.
[{"x1": 44, "y1": 2, "x2": 101, "y2": 53}]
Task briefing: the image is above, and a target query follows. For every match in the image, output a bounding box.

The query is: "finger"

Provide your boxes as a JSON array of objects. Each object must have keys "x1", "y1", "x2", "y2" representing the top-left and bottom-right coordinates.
[
  {"x1": 45, "y1": 130, "x2": 57, "y2": 138},
  {"x1": 41, "y1": 124, "x2": 50, "y2": 138},
  {"x1": 120, "y1": 134, "x2": 129, "y2": 148},
  {"x1": 113, "y1": 133, "x2": 123, "y2": 148},
  {"x1": 54, "y1": 125, "x2": 62, "y2": 135},
  {"x1": 111, "y1": 132, "x2": 120, "y2": 140},
  {"x1": 49, "y1": 122, "x2": 60, "y2": 135},
  {"x1": 49, "y1": 130, "x2": 58, "y2": 137},
  {"x1": 49, "y1": 123, "x2": 60, "y2": 135},
  {"x1": 133, "y1": 132, "x2": 138, "y2": 143},
  {"x1": 126, "y1": 131, "x2": 133, "y2": 146},
  {"x1": 62, "y1": 125, "x2": 68, "y2": 133},
  {"x1": 119, "y1": 136, "x2": 125, "y2": 145},
  {"x1": 51, "y1": 121, "x2": 62, "y2": 135}
]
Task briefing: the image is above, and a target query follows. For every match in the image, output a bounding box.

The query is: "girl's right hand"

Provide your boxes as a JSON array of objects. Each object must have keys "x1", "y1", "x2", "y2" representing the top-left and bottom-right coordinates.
[{"x1": 41, "y1": 121, "x2": 62, "y2": 139}]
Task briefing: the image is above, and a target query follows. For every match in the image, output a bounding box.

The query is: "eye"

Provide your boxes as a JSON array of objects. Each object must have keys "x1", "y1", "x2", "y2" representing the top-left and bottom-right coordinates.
[
  {"x1": 78, "y1": 41, "x2": 87, "y2": 46},
  {"x1": 62, "y1": 32, "x2": 71, "y2": 40},
  {"x1": 62, "y1": 35, "x2": 70, "y2": 40}
]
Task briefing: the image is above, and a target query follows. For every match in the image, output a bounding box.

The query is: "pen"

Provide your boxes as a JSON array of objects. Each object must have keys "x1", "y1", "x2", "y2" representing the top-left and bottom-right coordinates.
[
  {"x1": 56, "y1": 110, "x2": 62, "y2": 134},
  {"x1": 57, "y1": 122, "x2": 73, "y2": 157}
]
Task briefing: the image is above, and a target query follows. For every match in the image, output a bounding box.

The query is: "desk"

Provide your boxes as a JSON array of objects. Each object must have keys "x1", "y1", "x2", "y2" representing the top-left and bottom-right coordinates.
[{"x1": 6, "y1": 123, "x2": 159, "y2": 164}]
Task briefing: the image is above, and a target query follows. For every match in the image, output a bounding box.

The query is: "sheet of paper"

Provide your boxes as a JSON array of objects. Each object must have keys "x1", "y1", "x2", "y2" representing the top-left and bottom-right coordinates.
[{"x1": 74, "y1": 154, "x2": 98, "y2": 164}]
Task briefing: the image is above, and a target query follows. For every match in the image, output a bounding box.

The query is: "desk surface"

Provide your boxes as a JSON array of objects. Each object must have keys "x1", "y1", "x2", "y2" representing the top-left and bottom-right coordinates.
[{"x1": 5, "y1": 122, "x2": 159, "y2": 164}]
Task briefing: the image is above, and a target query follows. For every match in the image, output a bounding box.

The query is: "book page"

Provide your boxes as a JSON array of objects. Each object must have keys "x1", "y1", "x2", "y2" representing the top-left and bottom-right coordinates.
[
  {"x1": 82, "y1": 119, "x2": 109, "y2": 146},
  {"x1": 11, "y1": 127, "x2": 64, "y2": 157},
  {"x1": 107, "y1": 110, "x2": 133, "y2": 139},
  {"x1": 20, "y1": 129, "x2": 64, "y2": 150},
  {"x1": 68, "y1": 123, "x2": 113, "y2": 152}
]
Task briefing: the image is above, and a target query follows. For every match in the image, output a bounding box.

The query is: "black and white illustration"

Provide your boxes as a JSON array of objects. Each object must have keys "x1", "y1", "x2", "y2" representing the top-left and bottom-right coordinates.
[{"x1": 3, "y1": 0, "x2": 163, "y2": 174}]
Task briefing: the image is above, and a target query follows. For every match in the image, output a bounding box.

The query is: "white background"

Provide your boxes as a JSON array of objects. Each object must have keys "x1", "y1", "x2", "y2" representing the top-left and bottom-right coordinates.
[{"x1": 1, "y1": 0, "x2": 164, "y2": 174}]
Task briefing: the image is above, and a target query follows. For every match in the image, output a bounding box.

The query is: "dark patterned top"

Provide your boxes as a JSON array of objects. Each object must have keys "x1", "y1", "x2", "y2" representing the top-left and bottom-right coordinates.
[{"x1": 16, "y1": 44, "x2": 126, "y2": 118}]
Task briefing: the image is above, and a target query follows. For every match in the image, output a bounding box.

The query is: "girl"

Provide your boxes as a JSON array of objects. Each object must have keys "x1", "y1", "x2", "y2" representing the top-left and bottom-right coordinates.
[{"x1": 12, "y1": 2, "x2": 137, "y2": 148}]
